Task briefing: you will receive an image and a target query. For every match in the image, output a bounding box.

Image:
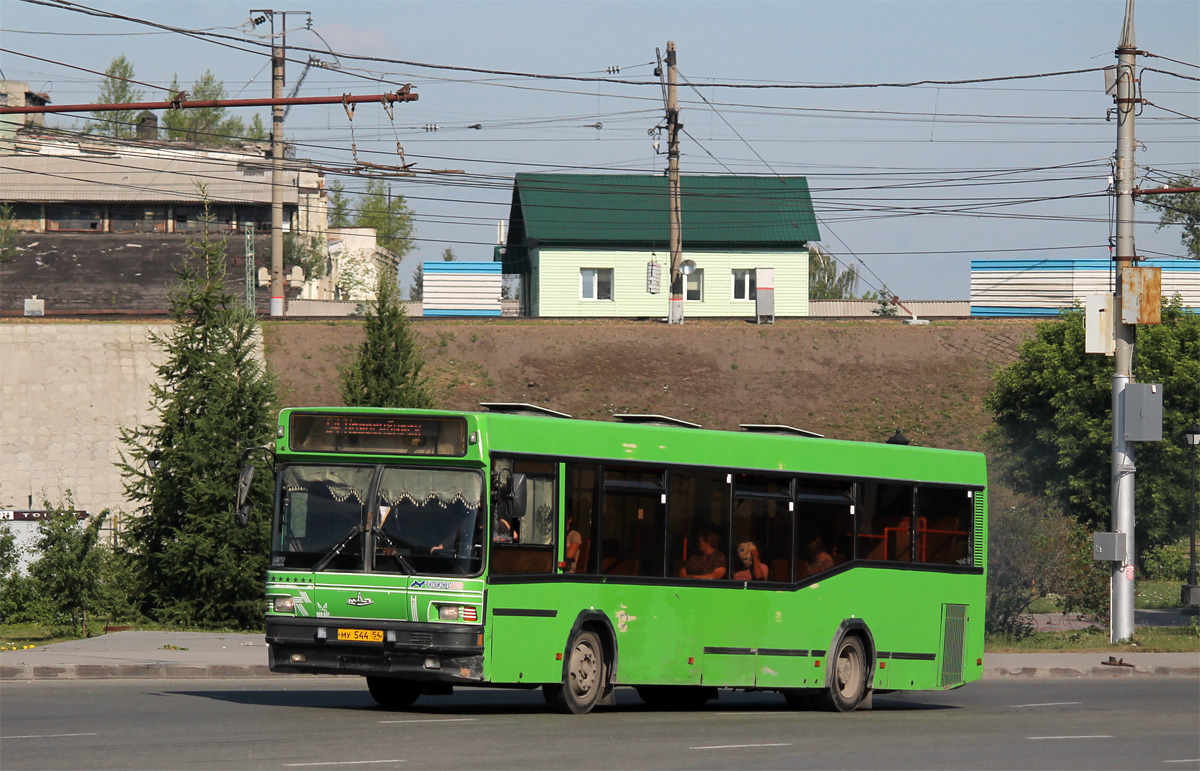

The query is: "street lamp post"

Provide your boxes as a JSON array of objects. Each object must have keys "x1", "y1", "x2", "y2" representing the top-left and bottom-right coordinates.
[{"x1": 1184, "y1": 424, "x2": 1200, "y2": 611}]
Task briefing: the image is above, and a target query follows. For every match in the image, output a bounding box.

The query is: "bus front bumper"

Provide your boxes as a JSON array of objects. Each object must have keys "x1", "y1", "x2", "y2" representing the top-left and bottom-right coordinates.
[{"x1": 266, "y1": 617, "x2": 485, "y2": 682}]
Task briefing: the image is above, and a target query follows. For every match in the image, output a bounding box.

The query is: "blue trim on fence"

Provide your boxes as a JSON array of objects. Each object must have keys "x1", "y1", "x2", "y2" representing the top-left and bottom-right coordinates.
[
  {"x1": 423, "y1": 261, "x2": 504, "y2": 273},
  {"x1": 971, "y1": 259, "x2": 1200, "y2": 272},
  {"x1": 422, "y1": 309, "x2": 503, "y2": 317},
  {"x1": 970, "y1": 306, "x2": 1064, "y2": 317}
]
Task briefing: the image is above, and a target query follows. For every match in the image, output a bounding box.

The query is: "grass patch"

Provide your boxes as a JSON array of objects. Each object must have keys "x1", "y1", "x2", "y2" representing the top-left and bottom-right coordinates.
[
  {"x1": 986, "y1": 624, "x2": 1199, "y2": 653},
  {"x1": 1024, "y1": 581, "x2": 1183, "y2": 614},
  {"x1": 1, "y1": 620, "x2": 260, "y2": 650},
  {"x1": 1137, "y1": 580, "x2": 1183, "y2": 609}
]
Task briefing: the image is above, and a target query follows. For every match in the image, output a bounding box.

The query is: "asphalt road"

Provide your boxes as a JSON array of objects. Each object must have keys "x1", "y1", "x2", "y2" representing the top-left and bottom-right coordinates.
[{"x1": 2, "y1": 677, "x2": 1197, "y2": 770}]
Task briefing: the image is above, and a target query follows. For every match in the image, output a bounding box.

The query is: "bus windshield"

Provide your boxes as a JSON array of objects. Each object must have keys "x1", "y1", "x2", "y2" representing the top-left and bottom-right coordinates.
[{"x1": 273, "y1": 464, "x2": 485, "y2": 576}]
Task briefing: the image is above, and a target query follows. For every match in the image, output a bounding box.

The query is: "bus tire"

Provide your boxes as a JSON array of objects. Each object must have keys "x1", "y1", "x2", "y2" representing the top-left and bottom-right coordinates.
[
  {"x1": 823, "y1": 635, "x2": 867, "y2": 712},
  {"x1": 366, "y1": 676, "x2": 423, "y2": 709},
  {"x1": 544, "y1": 629, "x2": 606, "y2": 715},
  {"x1": 636, "y1": 685, "x2": 716, "y2": 710}
]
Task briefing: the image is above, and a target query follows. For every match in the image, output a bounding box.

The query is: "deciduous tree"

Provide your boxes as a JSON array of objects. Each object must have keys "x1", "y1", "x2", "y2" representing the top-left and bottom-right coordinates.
[
  {"x1": 162, "y1": 71, "x2": 266, "y2": 145},
  {"x1": 354, "y1": 179, "x2": 414, "y2": 258},
  {"x1": 1141, "y1": 172, "x2": 1199, "y2": 260},
  {"x1": 985, "y1": 298, "x2": 1200, "y2": 552},
  {"x1": 808, "y1": 247, "x2": 860, "y2": 300}
]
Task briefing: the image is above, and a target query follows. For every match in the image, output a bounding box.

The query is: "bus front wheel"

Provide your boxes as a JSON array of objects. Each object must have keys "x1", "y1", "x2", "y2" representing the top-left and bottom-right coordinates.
[
  {"x1": 824, "y1": 635, "x2": 867, "y2": 712},
  {"x1": 366, "y1": 676, "x2": 423, "y2": 709},
  {"x1": 544, "y1": 629, "x2": 606, "y2": 715}
]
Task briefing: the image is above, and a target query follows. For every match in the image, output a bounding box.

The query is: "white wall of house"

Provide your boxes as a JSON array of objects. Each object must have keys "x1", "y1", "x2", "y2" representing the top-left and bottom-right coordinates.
[{"x1": 532, "y1": 249, "x2": 809, "y2": 318}]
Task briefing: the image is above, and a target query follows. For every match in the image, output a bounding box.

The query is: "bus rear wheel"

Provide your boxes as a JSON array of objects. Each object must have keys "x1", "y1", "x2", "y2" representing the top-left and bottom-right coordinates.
[
  {"x1": 544, "y1": 629, "x2": 606, "y2": 714},
  {"x1": 823, "y1": 635, "x2": 867, "y2": 712},
  {"x1": 366, "y1": 676, "x2": 423, "y2": 709}
]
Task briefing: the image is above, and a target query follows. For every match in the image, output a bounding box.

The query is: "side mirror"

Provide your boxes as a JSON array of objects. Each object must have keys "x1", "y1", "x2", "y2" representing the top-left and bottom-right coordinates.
[
  {"x1": 509, "y1": 472, "x2": 528, "y2": 519},
  {"x1": 235, "y1": 464, "x2": 255, "y2": 527}
]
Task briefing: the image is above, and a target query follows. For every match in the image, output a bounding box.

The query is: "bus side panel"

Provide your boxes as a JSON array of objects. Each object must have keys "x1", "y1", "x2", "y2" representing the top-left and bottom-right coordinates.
[{"x1": 485, "y1": 582, "x2": 586, "y2": 684}]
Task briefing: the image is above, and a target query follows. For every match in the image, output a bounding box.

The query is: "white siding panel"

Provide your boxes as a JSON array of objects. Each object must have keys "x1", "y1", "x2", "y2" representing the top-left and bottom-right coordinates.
[
  {"x1": 535, "y1": 249, "x2": 808, "y2": 318},
  {"x1": 424, "y1": 273, "x2": 502, "y2": 313}
]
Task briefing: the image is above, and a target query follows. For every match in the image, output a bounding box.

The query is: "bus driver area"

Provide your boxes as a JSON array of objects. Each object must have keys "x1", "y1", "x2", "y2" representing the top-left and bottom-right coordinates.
[{"x1": 255, "y1": 406, "x2": 985, "y2": 714}]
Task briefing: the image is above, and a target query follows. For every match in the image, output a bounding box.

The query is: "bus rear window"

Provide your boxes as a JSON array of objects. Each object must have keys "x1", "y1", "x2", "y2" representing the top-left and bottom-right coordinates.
[{"x1": 289, "y1": 414, "x2": 468, "y2": 456}]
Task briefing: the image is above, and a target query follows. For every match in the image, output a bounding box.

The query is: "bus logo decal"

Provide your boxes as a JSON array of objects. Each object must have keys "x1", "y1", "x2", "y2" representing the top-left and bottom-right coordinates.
[
  {"x1": 412, "y1": 580, "x2": 463, "y2": 591},
  {"x1": 347, "y1": 592, "x2": 373, "y2": 607}
]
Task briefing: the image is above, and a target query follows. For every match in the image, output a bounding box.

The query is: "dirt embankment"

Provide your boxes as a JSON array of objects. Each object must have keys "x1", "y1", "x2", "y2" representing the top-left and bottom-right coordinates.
[{"x1": 263, "y1": 317, "x2": 1035, "y2": 458}]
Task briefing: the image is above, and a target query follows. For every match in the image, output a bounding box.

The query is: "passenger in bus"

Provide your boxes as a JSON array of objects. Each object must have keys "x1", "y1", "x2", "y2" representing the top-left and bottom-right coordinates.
[
  {"x1": 678, "y1": 532, "x2": 727, "y2": 580},
  {"x1": 733, "y1": 541, "x2": 769, "y2": 581},
  {"x1": 804, "y1": 536, "x2": 835, "y2": 577},
  {"x1": 564, "y1": 516, "x2": 582, "y2": 572}
]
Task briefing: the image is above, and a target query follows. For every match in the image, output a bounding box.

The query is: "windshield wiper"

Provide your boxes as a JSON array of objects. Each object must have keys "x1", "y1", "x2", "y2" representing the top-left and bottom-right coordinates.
[
  {"x1": 371, "y1": 527, "x2": 415, "y2": 575},
  {"x1": 312, "y1": 525, "x2": 364, "y2": 572}
]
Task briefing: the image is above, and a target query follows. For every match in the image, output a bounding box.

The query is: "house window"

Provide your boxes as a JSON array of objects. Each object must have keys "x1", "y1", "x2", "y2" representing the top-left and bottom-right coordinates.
[
  {"x1": 685, "y1": 269, "x2": 703, "y2": 301},
  {"x1": 732, "y1": 269, "x2": 757, "y2": 301},
  {"x1": 580, "y1": 268, "x2": 613, "y2": 301}
]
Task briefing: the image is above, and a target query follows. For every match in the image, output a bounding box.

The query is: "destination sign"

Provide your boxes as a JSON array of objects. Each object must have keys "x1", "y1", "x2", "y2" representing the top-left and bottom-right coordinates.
[{"x1": 289, "y1": 413, "x2": 468, "y2": 456}]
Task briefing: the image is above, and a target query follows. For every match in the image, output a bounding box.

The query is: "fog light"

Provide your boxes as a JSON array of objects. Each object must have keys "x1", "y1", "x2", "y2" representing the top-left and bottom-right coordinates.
[
  {"x1": 273, "y1": 596, "x2": 295, "y2": 614},
  {"x1": 424, "y1": 656, "x2": 440, "y2": 669},
  {"x1": 290, "y1": 653, "x2": 306, "y2": 663}
]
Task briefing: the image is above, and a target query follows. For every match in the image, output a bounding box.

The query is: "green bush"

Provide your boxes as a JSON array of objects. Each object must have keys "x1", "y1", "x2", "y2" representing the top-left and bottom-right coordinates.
[
  {"x1": 1142, "y1": 539, "x2": 1192, "y2": 582},
  {"x1": 987, "y1": 504, "x2": 1109, "y2": 637}
]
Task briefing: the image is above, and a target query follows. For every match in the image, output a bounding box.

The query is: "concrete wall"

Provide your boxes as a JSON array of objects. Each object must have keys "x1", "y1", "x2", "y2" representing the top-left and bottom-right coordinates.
[{"x1": 0, "y1": 321, "x2": 167, "y2": 516}]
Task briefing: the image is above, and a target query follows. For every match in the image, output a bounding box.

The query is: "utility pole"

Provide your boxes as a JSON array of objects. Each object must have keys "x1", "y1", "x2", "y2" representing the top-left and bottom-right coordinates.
[
  {"x1": 1110, "y1": 0, "x2": 1139, "y2": 643},
  {"x1": 249, "y1": 10, "x2": 309, "y2": 317},
  {"x1": 665, "y1": 41, "x2": 684, "y2": 325},
  {"x1": 270, "y1": 36, "x2": 285, "y2": 317}
]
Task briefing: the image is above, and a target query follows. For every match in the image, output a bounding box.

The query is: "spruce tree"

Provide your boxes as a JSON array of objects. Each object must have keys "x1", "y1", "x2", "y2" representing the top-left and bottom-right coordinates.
[
  {"x1": 340, "y1": 269, "x2": 435, "y2": 408},
  {"x1": 118, "y1": 205, "x2": 276, "y2": 627}
]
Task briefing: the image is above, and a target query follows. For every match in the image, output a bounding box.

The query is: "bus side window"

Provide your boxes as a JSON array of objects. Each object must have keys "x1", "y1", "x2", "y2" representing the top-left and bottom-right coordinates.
[
  {"x1": 794, "y1": 482, "x2": 854, "y2": 581},
  {"x1": 916, "y1": 487, "x2": 973, "y2": 565},
  {"x1": 490, "y1": 458, "x2": 556, "y2": 575},
  {"x1": 667, "y1": 469, "x2": 730, "y2": 580},
  {"x1": 858, "y1": 482, "x2": 915, "y2": 562},
  {"x1": 566, "y1": 464, "x2": 598, "y2": 574}
]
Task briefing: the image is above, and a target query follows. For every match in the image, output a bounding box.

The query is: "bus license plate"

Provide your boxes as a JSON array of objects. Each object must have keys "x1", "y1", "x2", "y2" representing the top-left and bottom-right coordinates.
[{"x1": 337, "y1": 628, "x2": 383, "y2": 643}]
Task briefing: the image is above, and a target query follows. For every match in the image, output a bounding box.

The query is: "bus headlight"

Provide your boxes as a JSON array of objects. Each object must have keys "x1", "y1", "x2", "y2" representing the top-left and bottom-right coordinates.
[
  {"x1": 436, "y1": 605, "x2": 478, "y2": 622},
  {"x1": 273, "y1": 596, "x2": 295, "y2": 614}
]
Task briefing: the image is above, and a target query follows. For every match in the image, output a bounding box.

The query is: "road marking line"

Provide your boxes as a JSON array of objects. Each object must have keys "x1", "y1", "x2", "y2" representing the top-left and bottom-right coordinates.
[
  {"x1": 1011, "y1": 701, "x2": 1082, "y2": 708},
  {"x1": 378, "y1": 718, "x2": 477, "y2": 724},
  {"x1": 1161, "y1": 760, "x2": 1200, "y2": 764},
  {"x1": 2, "y1": 732, "x2": 99, "y2": 740},
  {"x1": 283, "y1": 761, "x2": 404, "y2": 767},
  {"x1": 690, "y1": 743, "x2": 792, "y2": 750},
  {"x1": 1028, "y1": 735, "x2": 1113, "y2": 741}
]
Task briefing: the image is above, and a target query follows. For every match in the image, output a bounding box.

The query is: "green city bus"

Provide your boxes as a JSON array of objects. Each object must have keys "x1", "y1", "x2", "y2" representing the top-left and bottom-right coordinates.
[{"x1": 251, "y1": 404, "x2": 986, "y2": 714}]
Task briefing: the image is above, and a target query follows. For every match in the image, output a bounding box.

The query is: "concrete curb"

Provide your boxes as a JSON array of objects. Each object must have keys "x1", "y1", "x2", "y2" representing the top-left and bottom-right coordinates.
[
  {"x1": 0, "y1": 664, "x2": 280, "y2": 680},
  {"x1": 985, "y1": 666, "x2": 1200, "y2": 679}
]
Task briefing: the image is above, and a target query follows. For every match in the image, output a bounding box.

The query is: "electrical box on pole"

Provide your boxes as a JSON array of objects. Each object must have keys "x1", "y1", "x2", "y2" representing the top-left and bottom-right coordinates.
[{"x1": 1123, "y1": 383, "x2": 1163, "y2": 442}]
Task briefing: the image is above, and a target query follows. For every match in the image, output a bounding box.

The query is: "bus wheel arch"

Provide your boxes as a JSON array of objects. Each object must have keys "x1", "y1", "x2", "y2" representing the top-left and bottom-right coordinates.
[
  {"x1": 544, "y1": 611, "x2": 617, "y2": 715},
  {"x1": 823, "y1": 619, "x2": 875, "y2": 712}
]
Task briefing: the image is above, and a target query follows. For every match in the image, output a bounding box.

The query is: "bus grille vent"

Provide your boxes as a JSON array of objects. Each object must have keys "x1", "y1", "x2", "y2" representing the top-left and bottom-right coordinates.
[
  {"x1": 940, "y1": 603, "x2": 967, "y2": 688},
  {"x1": 410, "y1": 632, "x2": 434, "y2": 648},
  {"x1": 973, "y1": 493, "x2": 987, "y2": 569}
]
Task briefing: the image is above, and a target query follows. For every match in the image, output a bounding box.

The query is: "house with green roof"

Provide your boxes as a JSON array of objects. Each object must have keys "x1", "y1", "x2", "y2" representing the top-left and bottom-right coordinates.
[{"x1": 498, "y1": 173, "x2": 820, "y2": 318}]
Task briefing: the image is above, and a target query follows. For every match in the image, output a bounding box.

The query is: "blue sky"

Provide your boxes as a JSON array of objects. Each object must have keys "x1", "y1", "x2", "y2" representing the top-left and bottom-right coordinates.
[{"x1": 3, "y1": 0, "x2": 1197, "y2": 300}]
